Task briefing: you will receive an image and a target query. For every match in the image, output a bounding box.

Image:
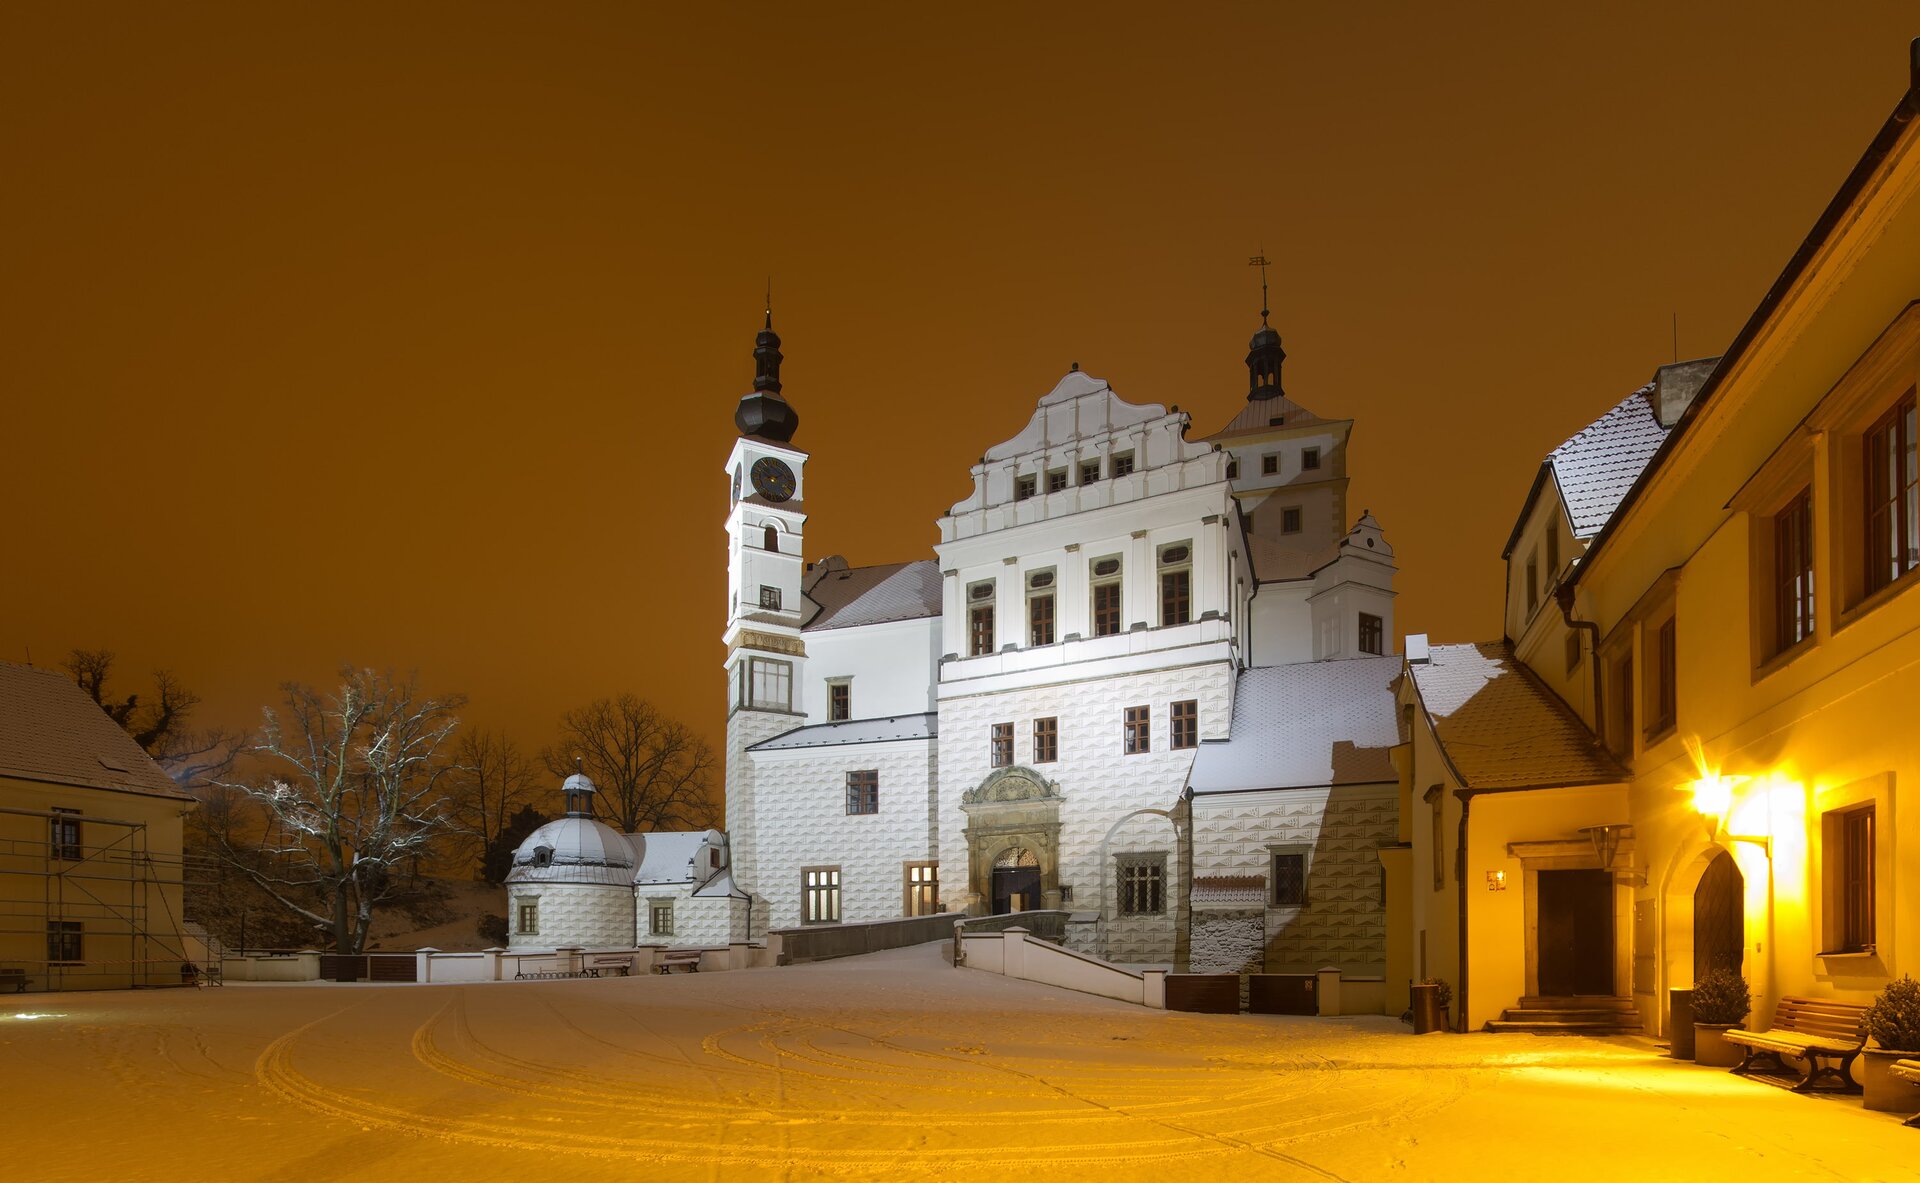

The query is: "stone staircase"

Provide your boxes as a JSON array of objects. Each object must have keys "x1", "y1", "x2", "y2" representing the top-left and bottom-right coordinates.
[{"x1": 1485, "y1": 995, "x2": 1643, "y2": 1035}]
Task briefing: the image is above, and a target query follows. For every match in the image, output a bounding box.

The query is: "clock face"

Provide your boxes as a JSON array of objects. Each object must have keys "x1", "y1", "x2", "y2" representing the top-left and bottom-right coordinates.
[{"x1": 750, "y1": 456, "x2": 796, "y2": 502}]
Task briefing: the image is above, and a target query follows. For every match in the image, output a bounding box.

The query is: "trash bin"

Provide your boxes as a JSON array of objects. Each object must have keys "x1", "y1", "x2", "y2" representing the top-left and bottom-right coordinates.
[
  {"x1": 1669, "y1": 988, "x2": 1696, "y2": 1059},
  {"x1": 1411, "y1": 982, "x2": 1446, "y2": 1034}
]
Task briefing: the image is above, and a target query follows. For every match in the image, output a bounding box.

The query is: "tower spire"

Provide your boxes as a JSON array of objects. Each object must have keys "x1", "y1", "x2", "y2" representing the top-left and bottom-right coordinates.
[
  {"x1": 1245, "y1": 252, "x2": 1285, "y2": 400},
  {"x1": 736, "y1": 292, "x2": 799, "y2": 440},
  {"x1": 1251, "y1": 251, "x2": 1270, "y2": 327}
]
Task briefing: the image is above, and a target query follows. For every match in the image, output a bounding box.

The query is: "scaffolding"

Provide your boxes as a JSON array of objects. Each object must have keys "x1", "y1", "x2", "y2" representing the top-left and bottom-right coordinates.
[{"x1": 0, "y1": 805, "x2": 221, "y2": 992}]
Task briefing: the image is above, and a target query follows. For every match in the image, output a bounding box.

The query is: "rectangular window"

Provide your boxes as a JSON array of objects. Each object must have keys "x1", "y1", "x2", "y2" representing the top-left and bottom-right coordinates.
[
  {"x1": 845, "y1": 769, "x2": 879, "y2": 815},
  {"x1": 748, "y1": 658, "x2": 792, "y2": 710},
  {"x1": 516, "y1": 898, "x2": 538, "y2": 935},
  {"x1": 1117, "y1": 856, "x2": 1165, "y2": 915},
  {"x1": 1111, "y1": 451, "x2": 1135, "y2": 477},
  {"x1": 50, "y1": 808, "x2": 81, "y2": 861},
  {"x1": 802, "y1": 867, "x2": 842, "y2": 924},
  {"x1": 1302, "y1": 446, "x2": 1321, "y2": 471},
  {"x1": 1092, "y1": 581, "x2": 1122, "y2": 636},
  {"x1": 905, "y1": 862, "x2": 939, "y2": 917},
  {"x1": 1081, "y1": 459, "x2": 1102, "y2": 485},
  {"x1": 1169, "y1": 700, "x2": 1197, "y2": 750},
  {"x1": 1824, "y1": 804, "x2": 1875, "y2": 953},
  {"x1": 828, "y1": 681, "x2": 851, "y2": 722},
  {"x1": 1159, "y1": 569, "x2": 1190, "y2": 626},
  {"x1": 759, "y1": 585, "x2": 782, "y2": 611},
  {"x1": 1864, "y1": 391, "x2": 1918, "y2": 594},
  {"x1": 969, "y1": 604, "x2": 995, "y2": 657},
  {"x1": 1774, "y1": 487, "x2": 1815, "y2": 653},
  {"x1": 1028, "y1": 592, "x2": 1055, "y2": 646},
  {"x1": 1014, "y1": 474, "x2": 1037, "y2": 501},
  {"x1": 989, "y1": 722, "x2": 1013, "y2": 768},
  {"x1": 1123, "y1": 705, "x2": 1150, "y2": 755},
  {"x1": 1647, "y1": 617, "x2": 1676, "y2": 739},
  {"x1": 1271, "y1": 851, "x2": 1307, "y2": 906},
  {"x1": 46, "y1": 921, "x2": 82, "y2": 965},
  {"x1": 1281, "y1": 506, "x2": 1302, "y2": 534},
  {"x1": 1032, "y1": 717, "x2": 1058, "y2": 763},
  {"x1": 649, "y1": 902, "x2": 674, "y2": 937},
  {"x1": 1261, "y1": 454, "x2": 1280, "y2": 476},
  {"x1": 1358, "y1": 612, "x2": 1384, "y2": 655},
  {"x1": 1046, "y1": 468, "x2": 1068, "y2": 493}
]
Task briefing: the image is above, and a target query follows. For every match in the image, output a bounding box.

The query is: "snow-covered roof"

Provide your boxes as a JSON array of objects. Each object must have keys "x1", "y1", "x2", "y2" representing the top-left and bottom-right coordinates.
[
  {"x1": 1406, "y1": 642, "x2": 1625, "y2": 790},
  {"x1": 693, "y1": 868, "x2": 743, "y2": 899},
  {"x1": 506, "y1": 817, "x2": 638, "y2": 887},
  {"x1": 1188, "y1": 657, "x2": 1401, "y2": 794},
  {"x1": 749, "y1": 713, "x2": 937, "y2": 752},
  {"x1": 803, "y1": 559, "x2": 942, "y2": 631},
  {"x1": 634, "y1": 829, "x2": 721, "y2": 886},
  {"x1": 1548, "y1": 384, "x2": 1666, "y2": 539},
  {"x1": 0, "y1": 662, "x2": 191, "y2": 801}
]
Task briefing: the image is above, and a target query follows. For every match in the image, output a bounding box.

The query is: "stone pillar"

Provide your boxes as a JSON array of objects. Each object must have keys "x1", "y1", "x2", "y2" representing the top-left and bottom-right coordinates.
[
  {"x1": 941, "y1": 569, "x2": 962, "y2": 658},
  {"x1": 1003, "y1": 927, "x2": 1029, "y2": 980},
  {"x1": 415, "y1": 947, "x2": 438, "y2": 983},
  {"x1": 1143, "y1": 968, "x2": 1167, "y2": 1010},
  {"x1": 482, "y1": 947, "x2": 505, "y2": 982},
  {"x1": 1128, "y1": 530, "x2": 1152, "y2": 629}
]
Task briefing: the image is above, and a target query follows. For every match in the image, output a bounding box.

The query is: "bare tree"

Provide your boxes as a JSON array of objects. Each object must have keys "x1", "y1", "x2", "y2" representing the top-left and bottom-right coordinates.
[
  {"x1": 444, "y1": 727, "x2": 544, "y2": 883},
  {"x1": 542, "y1": 694, "x2": 719, "y2": 833},
  {"x1": 61, "y1": 647, "x2": 246, "y2": 787},
  {"x1": 216, "y1": 668, "x2": 465, "y2": 955}
]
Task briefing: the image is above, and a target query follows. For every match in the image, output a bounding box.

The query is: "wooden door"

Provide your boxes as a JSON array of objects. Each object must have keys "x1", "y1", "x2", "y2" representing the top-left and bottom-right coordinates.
[
  {"x1": 1537, "y1": 869, "x2": 1613, "y2": 996},
  {"x1": 1693, "y1": 850, "x2": 1744, "y2": 980}
]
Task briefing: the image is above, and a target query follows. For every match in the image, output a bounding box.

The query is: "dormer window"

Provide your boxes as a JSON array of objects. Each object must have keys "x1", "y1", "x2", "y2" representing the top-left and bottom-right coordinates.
[
  {"x1": 1111, "y1": 452, "x2": 1135, "y2": 477},
  {"x1": 1014, "y1": 475, "x2": 1037, "y2": 501}
]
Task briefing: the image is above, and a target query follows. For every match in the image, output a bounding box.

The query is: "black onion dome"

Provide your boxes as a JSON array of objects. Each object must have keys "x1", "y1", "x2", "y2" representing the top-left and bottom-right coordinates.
[{"x1": 736, "y1": 392, "x2": 799, "y2": 441}]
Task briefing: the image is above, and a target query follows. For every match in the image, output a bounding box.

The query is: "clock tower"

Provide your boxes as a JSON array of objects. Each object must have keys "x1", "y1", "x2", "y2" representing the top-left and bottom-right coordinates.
[{"x1": 721, "y1": 308, "x2": 806, "y2": 937}]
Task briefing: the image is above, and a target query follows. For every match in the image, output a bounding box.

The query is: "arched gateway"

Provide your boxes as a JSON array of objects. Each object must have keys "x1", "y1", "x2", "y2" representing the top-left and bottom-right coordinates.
[{"x1": 960, "y1": 767, "x2": 1063, "y2": 915}]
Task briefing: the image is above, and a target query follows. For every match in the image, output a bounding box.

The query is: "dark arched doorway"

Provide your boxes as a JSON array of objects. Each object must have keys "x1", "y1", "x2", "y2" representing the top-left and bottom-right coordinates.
[{"x1": 1693, "y1": 849, "x2": 1744, "y2": 980}]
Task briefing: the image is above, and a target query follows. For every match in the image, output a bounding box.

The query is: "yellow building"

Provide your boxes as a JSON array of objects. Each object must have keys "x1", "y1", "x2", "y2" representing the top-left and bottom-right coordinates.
[
  {"x1": 0, "y1": 662, "x2": 200, "y2": 991},
  {"x1": 1398, "y1": 47, "x2": 1920, "y2": 1038}
]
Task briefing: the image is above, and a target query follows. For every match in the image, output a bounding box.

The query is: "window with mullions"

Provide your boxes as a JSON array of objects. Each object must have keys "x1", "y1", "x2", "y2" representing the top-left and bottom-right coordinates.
[
  {"x1": 905, "y1": 862, "x2": 939, "y2": 917},
  {"x1": 1046, "y1": 469, "x2": 1069, "y2": 493},
  {"x1": 649, "y1": 901, "x2": 674, "y2": 937},
  {"x1": 1028, "y1": 581, "x2": 1056, "y2": 646},
  {"x1": 1015, "y1": 474, "x2": 1037, "y2": 501},
  {"x1": 49, "y1": 808, "x2": 81, "y2": 861},
  {"x1": 760, "y1": 585, "x2": 782, "y2": 610},
  {"x1": 1774, "y1": 488, "x2": 1815, "y2": 654},
  {"x1": 828, "y1": 680, "x2": 851, "y2": 722},
  {"x1": 1865, "y1": 390, "x2": 1918, "y2": 595},
  {"x1": 1824, "y1": 804, "x2": 1876, "y2": 953},
  {"x1": 1359, "y1": 612, "x2": 1384, "y2": 656},
  {"x1": 1123, "y1": 705, "x2": 1150, "y2": 754},
  {"x1": 1646, "y1": 617, "x2": 1676, "y2": 739},
  {"x1": 968, "y1": 583, "x2": 996, "y2": 656},
  {"x1": 1116, "y1": 855, "x2": 1165, "y2": 915},
  {"x1": 1032, "y1": 717, "x2": 1058, "y2": 763},
  {"x1": 1302, "y1": 447, "x2": 1321, "y2": 471},
  {"x1": 802, "y1": 867, "x2": 842, "y2": 924},
  {"x1": 1111, "y1": 451, "x2": 1135, "y2": 477},
  {"x1": 1271, "y1": 850, "x2": 1307, "y2": 906},
  {"x1": 748, "y1": 658, "x2": 792, "y2": 710},
  {"x1": 1158, "y1": 543, "x2": 1191, "y2": 626},
  {"x1": 47, "y1": 920, "x2": 82, "y2": 964},
  {"x1": 845, "y1": 770, "x2": 878, "y2": 815},
  {"x1": 1281, "y1": 506, "x2": 1302, "y2": 534},
  {"x1": 989, "y1": 722, "x2": 1013, "y2": 768},
  {"x1": 1091, "y1": 557, "x2": 1123, "y2": 637},
  {"x1": 1169, "y1": 700, "x2": 1197, "y2": 750},
  {"x1": 1080, "y1": 459, "x2": 1102, "y2": 485},
  {"x1": 515, "y1": 898, "x2": 538, "y2": 935}
]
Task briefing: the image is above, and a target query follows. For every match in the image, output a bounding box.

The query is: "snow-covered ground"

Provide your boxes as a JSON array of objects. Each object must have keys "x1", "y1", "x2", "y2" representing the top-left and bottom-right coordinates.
[{"x1": 3, "y1": 942, "x2": 1913, "y2": 1181}]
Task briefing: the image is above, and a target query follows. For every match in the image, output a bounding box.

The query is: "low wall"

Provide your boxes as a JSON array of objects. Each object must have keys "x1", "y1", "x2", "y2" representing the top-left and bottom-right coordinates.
[
  {"x1": 222, "y1": 952, "x2": 322, "y2": 981},
  {"x1": 959, "y1": 927, "x2": 1165, "y2": 1009},
  {"x1": 769, "y1": 913, "x2": 961, "y2": 965}
]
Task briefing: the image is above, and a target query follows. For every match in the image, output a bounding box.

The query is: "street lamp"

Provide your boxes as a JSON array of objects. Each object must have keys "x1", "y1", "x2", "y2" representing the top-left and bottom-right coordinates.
[{"x1": 1689, "y1": 772, "x2": 1771, "y2": 857}]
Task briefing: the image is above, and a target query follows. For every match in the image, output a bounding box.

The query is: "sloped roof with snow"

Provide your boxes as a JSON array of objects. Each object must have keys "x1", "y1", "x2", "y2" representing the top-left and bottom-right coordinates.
[
  {"x1": 1188, "y1": 656, "x2": 1401, "y2": 794},
  {"x1": 1548, "y1": 384, "x2": 1667, "y2": 538},
  {"x1": 803, "y1": 560, "x2": 942, "y2": 631},
  {"x1": 633, "y1": 829, "x2": 714, "y2": 886},
  {"x1": 0, "y1": 662, "x2": 192, "y2": 801},
  {"x1": 749, "y1": 713, "x2": 937, "y2": 753},
  {"x1": 1407, "y1": 642, "x2": 1625, "y2": 790}
]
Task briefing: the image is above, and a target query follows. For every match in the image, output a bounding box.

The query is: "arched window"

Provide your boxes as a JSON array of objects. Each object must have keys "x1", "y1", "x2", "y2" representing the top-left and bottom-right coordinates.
[{"x1": 763, "y1": 524, "x2": 778, "y2": 551}]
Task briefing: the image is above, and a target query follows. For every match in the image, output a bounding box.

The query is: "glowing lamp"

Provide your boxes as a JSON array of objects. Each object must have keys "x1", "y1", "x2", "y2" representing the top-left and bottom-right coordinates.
[
  {"x1": 1687, "y1": 772, "x2": 1770, "y2": 857},
  {"x1": 1486, "y1": 870, "x2": 1507, "y2": 892}
]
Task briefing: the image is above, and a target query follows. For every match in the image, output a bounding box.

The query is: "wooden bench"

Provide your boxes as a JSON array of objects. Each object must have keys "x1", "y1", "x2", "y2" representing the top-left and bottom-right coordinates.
[
  {"x1": 0, "y1": 968, "x2": 26, "y2": 993},
  {"x1": 1893, "y1": 1059, "x2": 1920, "y2": 1127},
  {"x1": 585, "y1": 954, "x2": 633, "y2": 978},
  {"x1": 653, "y1": 949, "x2": 703, "y2": 974},
  {"x1": 1723, "y1": 996, "x2": 1870, "y2": 1094}
]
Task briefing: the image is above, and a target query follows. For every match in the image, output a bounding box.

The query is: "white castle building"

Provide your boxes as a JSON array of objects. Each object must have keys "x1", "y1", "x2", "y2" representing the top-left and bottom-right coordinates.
[{"x1": 715, "y1": 307, "x2": 1404, "y2": 972}]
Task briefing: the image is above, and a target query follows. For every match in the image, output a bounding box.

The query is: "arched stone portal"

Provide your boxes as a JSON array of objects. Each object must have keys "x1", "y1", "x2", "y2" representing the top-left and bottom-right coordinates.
[{"x1": 960, "y1": 767, "x2": 1062, "y2": 915}]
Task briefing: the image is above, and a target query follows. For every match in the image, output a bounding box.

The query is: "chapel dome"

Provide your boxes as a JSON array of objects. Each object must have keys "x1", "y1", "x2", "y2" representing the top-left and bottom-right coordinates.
[{"x1": 506, "y1": 816, "x2": 640, "y2": 887}]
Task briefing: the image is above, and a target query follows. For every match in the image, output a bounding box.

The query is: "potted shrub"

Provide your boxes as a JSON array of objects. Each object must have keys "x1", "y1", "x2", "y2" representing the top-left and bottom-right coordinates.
[
  {"x1": 1412, "y1": 977, "x2": 1452, "y2": 1034},
  {"x1": 1691, "y1": 967, "x2": 1751, "y2": 1067},
  {"x1": 1863, "y1": 975, "x2": 1920, "y2": 1112}
]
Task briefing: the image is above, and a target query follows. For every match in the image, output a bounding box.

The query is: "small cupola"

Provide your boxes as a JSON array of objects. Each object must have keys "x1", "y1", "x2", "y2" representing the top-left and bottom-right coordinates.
[
  {"x1": 1246, "y1": 254, "x2": 1286, "y2": 399},
  {"x1": 561, "y1": 762, "x2": 597, "y2": 818}
]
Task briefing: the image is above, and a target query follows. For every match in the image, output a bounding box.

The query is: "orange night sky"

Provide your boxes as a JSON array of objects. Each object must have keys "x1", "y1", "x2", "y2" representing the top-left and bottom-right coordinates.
[{"x1": 3, "y1": 4, "x2": 1916, "y2": 765}]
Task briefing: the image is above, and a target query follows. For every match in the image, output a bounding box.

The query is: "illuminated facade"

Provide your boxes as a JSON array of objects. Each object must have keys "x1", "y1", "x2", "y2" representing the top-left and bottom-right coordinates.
[{"x1": 1399, "y1": 57, "x2": 1920, "y2": 1035}]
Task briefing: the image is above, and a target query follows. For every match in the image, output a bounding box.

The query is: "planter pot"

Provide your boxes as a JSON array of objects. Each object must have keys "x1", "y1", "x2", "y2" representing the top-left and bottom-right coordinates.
[
  {"x1": 1694, "y1": 1023, "x2": 1744, "y2": 1067},
  {"x1": 1862, "y1": 1048, "x2": 1920, "y2": 1113},
  {"x1": 1410, "y1": 984, "x2": 1450, "y2": 1034}
]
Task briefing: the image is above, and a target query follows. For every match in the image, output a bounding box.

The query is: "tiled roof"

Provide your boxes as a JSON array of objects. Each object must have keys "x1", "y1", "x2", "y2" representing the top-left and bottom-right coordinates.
[
  {"x1": 1407, "y1": 642, "x2": 1625, "y2": 790},
  {"x1": 1206, "y1": 393, "x2": 1336, "y2": 440},
  {"x1": 749, "y1": 713, "x2": 937, "y2": 752},
  {"x1": 1188, "y1": 656, "x2": 1401, "y2": 794},
  {"x1": 1548, "y1": 384, "x2": 1667, "y2": 538},
  {"x1": 803, "y1": 559, "x2": 942, "y2": 631},
  {"x1": 0, "y1": 662, "x2": 192, "y2": 800}
]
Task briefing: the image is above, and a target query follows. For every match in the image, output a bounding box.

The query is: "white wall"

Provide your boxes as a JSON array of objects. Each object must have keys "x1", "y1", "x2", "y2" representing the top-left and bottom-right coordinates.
[{"x1": 801, "y1": 616, "x2": 940, "y2": 723}]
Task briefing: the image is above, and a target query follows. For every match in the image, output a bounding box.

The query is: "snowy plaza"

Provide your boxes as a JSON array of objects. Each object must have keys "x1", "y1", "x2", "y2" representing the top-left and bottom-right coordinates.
[{"x1": 4, "y1": 944, "x2": 1913, "y2": 1182}]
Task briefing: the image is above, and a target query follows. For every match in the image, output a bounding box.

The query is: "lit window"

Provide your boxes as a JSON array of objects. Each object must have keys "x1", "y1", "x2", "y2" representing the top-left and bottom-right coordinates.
[
  {"x1": 1123, "y1": 705, "x2": 1150, "y2": 754},
  {"x1": 905, "y1": 862, "x2": 939, "y2": 917},
  {"x1": 989, "y1": 722, "x2": 1013, "y2": 768},
  {"x1": 1117, "y1": 855, "x2": 1165, "y2": 915},
  {"x1": 1864, "y1": 390, "x2": 1918, "y2": 594},
  {"x1": 845, "y1": 770, "x2": 878, "y2": 815},
  {"x1": 1032, "y1": 717, "x2": 1058, "y2": 763},
  {"x1": 1359, "y1": 612, "x2": 1384, "y2": 655},
  {"x1": 802, "y1": 867, "x2": 842, "y2": 924},
  {"x1": 1170, "y1": 700, "x2": 1197, "y2": 749}
]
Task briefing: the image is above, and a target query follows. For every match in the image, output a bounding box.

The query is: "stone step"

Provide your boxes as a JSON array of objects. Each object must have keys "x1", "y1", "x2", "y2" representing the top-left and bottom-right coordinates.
[
  {"x1": 1487, "y1": 1019, "x2": 1644, "y2": 1034},
  {"x1": 1501, "y1": 1008, "x2": 1644, "y2": 1022},
  {"x1": 1518, "y1": 995, "x2": 1637, "y2": 1010}
]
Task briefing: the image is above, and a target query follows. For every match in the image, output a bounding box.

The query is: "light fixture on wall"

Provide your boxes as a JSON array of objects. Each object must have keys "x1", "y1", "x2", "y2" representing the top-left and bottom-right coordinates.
[
  {"x1": 1579, "y1": 824, "x2": 1630, "y2": 871},
  {"x1": 1687, "y1": 773, "x2": 1771, "y2": 857},
  {"x1": 1485, "y1": 870, "x2": 1507, "y2": 892}
]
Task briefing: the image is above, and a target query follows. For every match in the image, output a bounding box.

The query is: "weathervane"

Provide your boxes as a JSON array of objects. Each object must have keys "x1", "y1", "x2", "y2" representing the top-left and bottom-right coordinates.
[{"x1": 1248, "y1": 251, "x2": 1271, "y2": 326}]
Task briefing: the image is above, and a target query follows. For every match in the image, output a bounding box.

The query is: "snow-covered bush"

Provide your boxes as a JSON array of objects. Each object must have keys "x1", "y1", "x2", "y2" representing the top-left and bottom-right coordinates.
[
  {"x1": 1692, "y1": 968, "x2": 1750, "y2": 1025},
  {"x1": 1866, "y1": 975, "x2": 1920, "y2": 1051},
  {"x1": 1420, "y1": 977, "x2": 1452, "y2": 1011}
]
